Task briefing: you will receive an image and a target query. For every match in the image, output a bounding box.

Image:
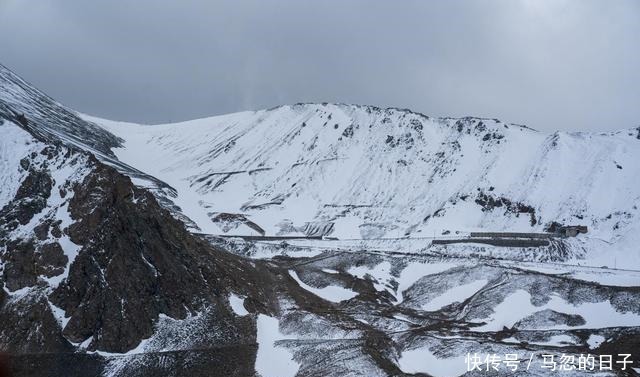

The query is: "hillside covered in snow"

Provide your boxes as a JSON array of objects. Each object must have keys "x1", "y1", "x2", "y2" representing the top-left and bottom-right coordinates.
[{"x1": 86, "y1": 104, "x2": 640, "y2": 269}]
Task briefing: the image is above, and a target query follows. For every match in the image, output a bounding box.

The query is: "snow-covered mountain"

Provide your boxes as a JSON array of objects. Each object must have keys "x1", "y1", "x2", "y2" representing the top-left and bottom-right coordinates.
[
  {"x1": 2, "y1": 63, "x2": 640, "y2": 377},
  {"x1": 87, "y1": 104, "x2": 640, "y2": 269},
  {"x1": 0, "y1": 64, "x2": 271, "y2": 376}
]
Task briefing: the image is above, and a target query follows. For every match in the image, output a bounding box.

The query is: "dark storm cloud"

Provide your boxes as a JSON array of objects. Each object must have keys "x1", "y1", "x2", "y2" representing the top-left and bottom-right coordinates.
[{"x1": 0, "y1": 0, "x2": 638, "y2": 131}]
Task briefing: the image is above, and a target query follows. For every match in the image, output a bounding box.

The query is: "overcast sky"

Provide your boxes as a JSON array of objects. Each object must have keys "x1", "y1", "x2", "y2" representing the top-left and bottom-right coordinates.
[{"x1": 0, "y1": 0, "x2": 638, "y2": 131}]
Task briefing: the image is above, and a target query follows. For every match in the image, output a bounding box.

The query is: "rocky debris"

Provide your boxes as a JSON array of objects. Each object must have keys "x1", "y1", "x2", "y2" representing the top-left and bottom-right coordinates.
[
  {"x1": 454, "y1": 117, "x2": 489, "y2": 134},
  {"x1": 341, "y1": 124, "x2": 354, "y2": 138},
  {"x1": 384, "y1": 132, "x2": 414, "y2": 149},
  {"x1": 211, "y1": 212, "x2": 265, "y2": 235},
  {"x1": 475, "y1": 190, "x2": 538, "y2": 226},
  {"x1": 101, "y1": 346, "x2": 258, "y2": 377},
  {"x1": 544, "y1": 221, "x2": 563, "y2": 233},
  {"x1": 300, "y1": 221, "x2": 335, "y2": 237},
  {"x1": 409, "y1": 118, "x2": 423, "y2": 131},
  {"x1": 514, "y1": 309, "x2": 586, "y2": 329},
  {"x1": 482, "y1": 132, "x2": 505, "y2": 142}
]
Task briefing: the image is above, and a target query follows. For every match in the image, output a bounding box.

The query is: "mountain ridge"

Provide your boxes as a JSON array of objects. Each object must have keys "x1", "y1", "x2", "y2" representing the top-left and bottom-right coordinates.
[
  {"x1": 83, "y1": 100, "x2": 640, "y2": 137},
  {"x1": 84, "y1": 102, "x2": 640, "y2": 272}
]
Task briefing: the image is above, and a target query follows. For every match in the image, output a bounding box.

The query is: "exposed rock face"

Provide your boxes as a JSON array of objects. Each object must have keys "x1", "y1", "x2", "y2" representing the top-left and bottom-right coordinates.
[
  {"x1": 474, "y1": 190, "x2": 537, "y2": 226},
  {"x1": 0, "y1": 160, "x2": 61, "y2": 291},
  {"x1": 0, "y1": 289, "x2": 73, "y2": 354},
  {"x1": 2, "y1": 240, "x2": 39, "y2": 291},
  {"x1": 51, "y1": 157, "x2": 267, "y2": 352},
  {"x1": 0, "y1": 139, "x2": 86, "y2": 294},
  {"x1": 0, "y1": 168, "x2": 52, "y2": 232},
  {"x1": 211, "y1": 212, "x2": 266, "y2": 235},
  {"x1": 0, "y1": 118, "x2": 274, "y2": 376}
]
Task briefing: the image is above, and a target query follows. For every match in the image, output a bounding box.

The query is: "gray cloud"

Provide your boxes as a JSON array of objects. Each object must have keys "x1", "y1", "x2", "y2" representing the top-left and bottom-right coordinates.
[{"x1": 0, "y1": 0, "x2": 638, "y2": 131}]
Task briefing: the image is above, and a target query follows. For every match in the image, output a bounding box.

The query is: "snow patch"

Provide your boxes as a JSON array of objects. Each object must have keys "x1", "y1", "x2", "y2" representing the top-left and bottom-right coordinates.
[
  {"x1": 229, "y1": 293, "x2": 249, "y2": 316},
  {"x1": 255, "y1": 314, "x2": 299, "y2": 377},
  {"x1": 288, "y1": 270, "x2": 357, "y2": 303},
  {"x1": 47, "y1": 299, "x2": 71, "y2": 330},
  {"x1": 398, "y1": 345, "x2": 467, "y2": 377},
  {"x1": 587, "y1": 334, "x2": 605, "y2": 349}
]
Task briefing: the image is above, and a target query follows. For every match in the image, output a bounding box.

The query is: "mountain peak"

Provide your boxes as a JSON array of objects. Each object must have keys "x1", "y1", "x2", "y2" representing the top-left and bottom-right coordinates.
[{"x1": 0, "y1": 63, "x2": 122, "y2": 157}]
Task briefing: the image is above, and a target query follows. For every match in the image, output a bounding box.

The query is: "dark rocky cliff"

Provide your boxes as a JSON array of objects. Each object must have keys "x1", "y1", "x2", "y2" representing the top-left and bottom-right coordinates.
[{"x1": 0, "y1": 113, "x2": 277, "y2": 376}]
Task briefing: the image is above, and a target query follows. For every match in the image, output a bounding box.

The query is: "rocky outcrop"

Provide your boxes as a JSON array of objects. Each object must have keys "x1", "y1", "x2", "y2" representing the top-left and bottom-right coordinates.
[
  {"x1": 475, "y1": 190, "x2": 538, "y2": 226},
  {"x1": 0, "y1": 289, "x2": 73, "y2": 354},
  {"x1": 50, "y1": 156, "x2": 269, "y2": 352},
  {"x1": 0, "y1": 168, "x2": 52, "y2": 232},
  {"x1": 0, "y1": 118, "x2": 276, "y2": 376}
]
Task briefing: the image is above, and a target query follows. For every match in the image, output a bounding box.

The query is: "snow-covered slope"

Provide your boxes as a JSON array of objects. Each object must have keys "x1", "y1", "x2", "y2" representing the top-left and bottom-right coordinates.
[
  {"x1": 86, "y1": 104, "x2": 640, "y2": 266},
  {"x1": 0, "y1": 121, "x2": 37, "y2": 208},
  {"x1": 0, "y1": 63, "x2": 206, "y2": 232},
  {"x1": 0, "y1": 64, "x2": 121, "y2": 156}
]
